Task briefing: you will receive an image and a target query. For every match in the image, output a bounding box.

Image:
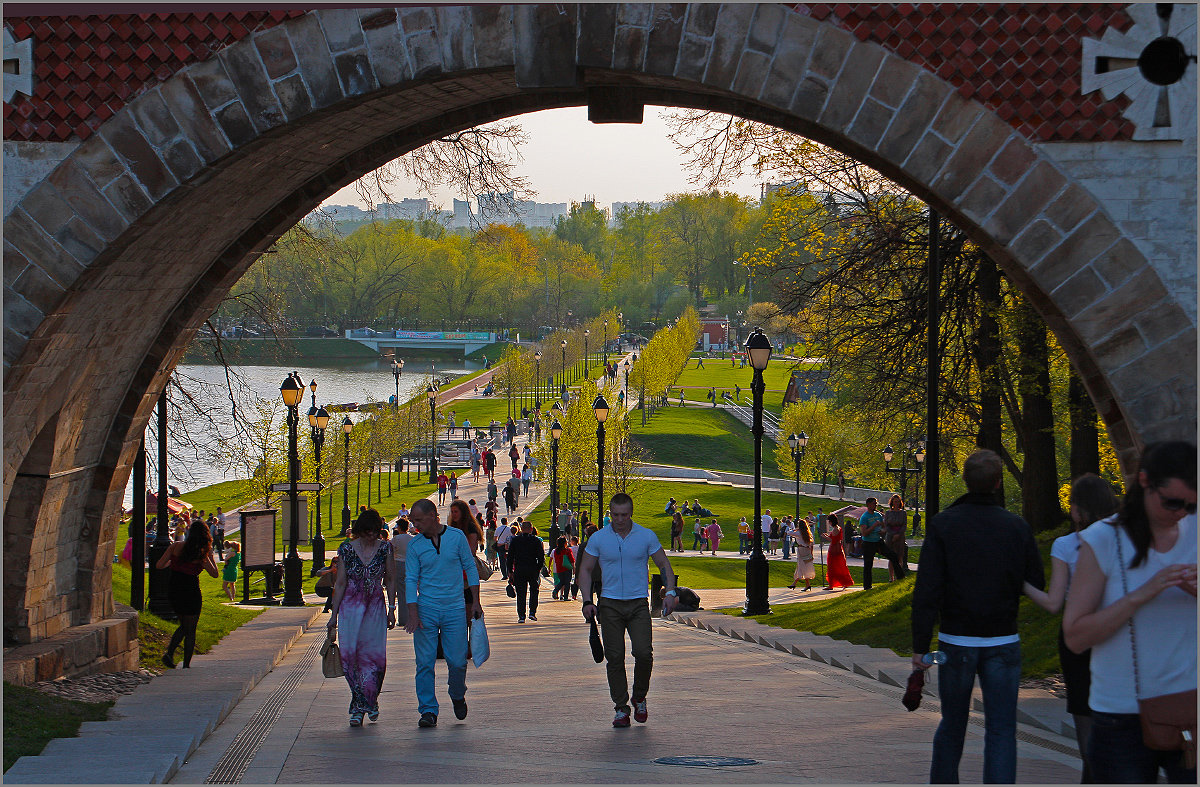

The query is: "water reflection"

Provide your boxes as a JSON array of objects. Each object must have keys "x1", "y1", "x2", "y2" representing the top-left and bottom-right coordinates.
[{"x1": 125, "y1": 359, "x2": 481, "y2": 505}]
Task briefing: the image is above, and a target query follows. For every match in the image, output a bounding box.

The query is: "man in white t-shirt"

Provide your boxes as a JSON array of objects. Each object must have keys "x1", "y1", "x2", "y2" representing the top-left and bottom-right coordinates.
[
  {"x1": 759, "y1": 510, "x2": 774, "y2": 552},
  {"x1": 576, "y1": 493, "x2": 677, "y2": 728}
]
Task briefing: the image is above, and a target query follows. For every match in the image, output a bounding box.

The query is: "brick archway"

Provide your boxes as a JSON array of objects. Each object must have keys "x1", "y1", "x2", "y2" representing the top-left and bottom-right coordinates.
[{"x1": 3, "y1": 5, "x2": 1195, "y2": 647}]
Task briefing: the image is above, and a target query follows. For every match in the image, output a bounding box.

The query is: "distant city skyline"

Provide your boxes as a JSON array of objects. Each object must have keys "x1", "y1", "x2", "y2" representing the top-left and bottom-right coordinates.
[{"x1": 320, "y1": 106, "x2": 766, "y2": 213}]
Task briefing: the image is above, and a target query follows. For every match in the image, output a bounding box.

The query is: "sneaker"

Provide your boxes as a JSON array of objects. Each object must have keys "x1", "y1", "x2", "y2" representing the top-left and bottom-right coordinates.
[
  {"x1": 529, "y1": 614, "x2": 537, "y2": 621},
  {"x1": 418, "y1": 712, "x2": 438, "y2": 728},
  {"x1": 349, "y1": 712, "x2": 364, "y2": 727},
  {"x1": 633, "y1": 700, "x2": 648, "y2": 723},
  {"x1": 367, "y1": 710, "x2": 379, "y2": 722},
  {"x1": 612, "y1": 710, "x2": 631, "y2": 728},
  {"x1": 518, "y1": 617, "x2": 525, "y2": 623},
  {"x1": 452, "y1": 698, "x2": 468, "y2": 720}
]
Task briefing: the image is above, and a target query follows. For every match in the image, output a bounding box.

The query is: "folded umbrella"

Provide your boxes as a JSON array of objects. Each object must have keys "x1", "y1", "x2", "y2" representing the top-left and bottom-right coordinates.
[
  {"x1": 589, "y1": 618, "x2": 604, "y2": 663},
  {"x1": 902, "y1": 668, "x2": 925, "y2": 711}
]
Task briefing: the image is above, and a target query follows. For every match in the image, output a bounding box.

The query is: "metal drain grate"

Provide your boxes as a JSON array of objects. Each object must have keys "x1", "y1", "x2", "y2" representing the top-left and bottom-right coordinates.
[
  {"x1": 204, "y1": 635, "x2": 323, "y2": 784},
  {"x1": 655, "y1": 756, "x2": 759, "y2": 767}
]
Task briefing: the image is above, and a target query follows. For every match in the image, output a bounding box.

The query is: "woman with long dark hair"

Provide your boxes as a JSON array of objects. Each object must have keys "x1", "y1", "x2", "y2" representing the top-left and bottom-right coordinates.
[
  {"x1": 327, "y1": 508, "x2": 397, "y2": 727},
  {"x1": 1064, "y1": 441, "x2": 1197, "y2": 783},
  {"x1": 155, "y1": 521, "x2": 219, "y2": 668},
  {"x1": 1025, "y1": 473, "x2": 1119, "y2": 782},
  {"x1": 448, "y1": 499, "x2": 485, "y2": 623},
  {"x1": 882, "y1": 494, "x2": 908, "y2": 581}
]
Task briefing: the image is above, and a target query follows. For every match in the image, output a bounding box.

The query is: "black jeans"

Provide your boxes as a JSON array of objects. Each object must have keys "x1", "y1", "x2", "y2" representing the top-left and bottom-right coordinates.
[
  {"x1": 860, "y1": 540, "x2": 891, "y2": 590},
  {"x1": 512, "y1": 572, "x2": 540, "y2": 619},
  {"x1": 1088, "y1": 711, "x2": 1195, "y2": 784}
]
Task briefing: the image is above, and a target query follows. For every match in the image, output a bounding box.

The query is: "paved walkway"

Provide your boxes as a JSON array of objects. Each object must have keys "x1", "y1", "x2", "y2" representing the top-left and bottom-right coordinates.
[{"x1": 8, "y1": 580, "x2": 1083, "y2": 783}]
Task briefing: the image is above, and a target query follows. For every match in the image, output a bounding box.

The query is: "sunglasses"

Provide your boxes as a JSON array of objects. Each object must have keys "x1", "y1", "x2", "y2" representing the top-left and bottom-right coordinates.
[{"x1": 1154, "y1": 488, "x2": 1197, "y2": 514}]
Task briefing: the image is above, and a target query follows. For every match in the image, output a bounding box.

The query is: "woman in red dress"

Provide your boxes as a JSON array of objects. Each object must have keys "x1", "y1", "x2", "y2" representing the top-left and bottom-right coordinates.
[{"x1": 822, "y1": 513, "x2": 855, "y2": 590}]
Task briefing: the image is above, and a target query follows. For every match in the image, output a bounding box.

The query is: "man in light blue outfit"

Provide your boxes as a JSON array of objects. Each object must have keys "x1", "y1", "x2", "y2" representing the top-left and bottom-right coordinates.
[{"x1": 404, "y1": 498, "x2": 482, "y2": 728}]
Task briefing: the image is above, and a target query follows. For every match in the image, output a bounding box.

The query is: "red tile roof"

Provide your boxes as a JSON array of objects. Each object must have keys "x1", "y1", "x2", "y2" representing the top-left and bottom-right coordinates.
[
  {"x1": 4, "y1": 12, "x2": 303, "y2": 142},
  {"x1": 4, "y1": 6, "x2": 1135, "y2": 144},
  {"x1": 795, "y1": 3, "x2": 1135, "y2": 141}
]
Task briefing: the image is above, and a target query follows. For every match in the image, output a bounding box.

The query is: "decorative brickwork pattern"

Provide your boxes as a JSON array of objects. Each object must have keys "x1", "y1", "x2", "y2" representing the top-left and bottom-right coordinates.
[
  {"x1": 4, "y1": 12, "x2": 303, "y2": 142},
  {"x1": 5, "y1": 5, "x2": 1136, "y2": 143},
  {"x1": 793, "y1": 3, "x2": 1136, "y2": 141}
]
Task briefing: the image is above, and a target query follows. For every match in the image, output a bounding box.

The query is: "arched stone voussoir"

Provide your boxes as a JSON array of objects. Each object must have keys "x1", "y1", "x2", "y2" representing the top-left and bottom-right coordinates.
[{"x1": 1, "y1": 3, "x2": 1193, "y2": 654}]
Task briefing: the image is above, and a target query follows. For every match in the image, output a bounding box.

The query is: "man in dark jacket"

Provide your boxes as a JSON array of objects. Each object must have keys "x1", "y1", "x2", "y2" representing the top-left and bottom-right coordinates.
[
  {"x1": 911, "y1": 449, "x2": 1044, "y2": 784},
  {"x1": 506, "y1": 520, "x2": 545, "y2": 623}
]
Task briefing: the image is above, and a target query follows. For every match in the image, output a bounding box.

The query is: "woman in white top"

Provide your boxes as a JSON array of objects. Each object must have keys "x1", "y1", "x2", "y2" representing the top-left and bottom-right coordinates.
[
  {"x1": 1063, "y1": 441, "x2": 1197, "y2": 784},
  {"x1": 1024, "y1": 473, "x2": 1119, "y2": 782}
]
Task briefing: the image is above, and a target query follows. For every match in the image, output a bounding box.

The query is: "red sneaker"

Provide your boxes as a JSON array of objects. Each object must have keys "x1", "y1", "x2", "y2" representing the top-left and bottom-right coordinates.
[
  {"x1": 612, "y1": 710, "x2": 631, "y2": 728},
  {"x1": 633, "y1": 700, "x2": 648, "y2": 723}
]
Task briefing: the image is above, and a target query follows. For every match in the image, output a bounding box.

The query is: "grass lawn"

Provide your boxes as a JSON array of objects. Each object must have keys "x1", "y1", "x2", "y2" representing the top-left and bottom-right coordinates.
[
  {"x1": 630, "y1": 407, "x2": 786, "y2": 478},
  {"x1": 171, "y1": 473, "x2": 436, "y2": 553},
  {"x1": 3, "y1": 683, "x2": 113, "y2": 772},
  {"x1": 716, "y1": 527, "x2": 1070, "y2": 679},
  {"x1": 439, "y1": 398, "x2": 518, "y2": 426},
  {"x1": 178, "y1": 479, "x2": 261, "y2": 514},
  {"x1": 524, "y1": 479, "x2": 843, "y2": 547},
  {"x1": 665, "y1": 555, "x2": 890, "y2": 589},
  {"x1": 110, "y1": 561, "x2": 264, "y2": 671}
]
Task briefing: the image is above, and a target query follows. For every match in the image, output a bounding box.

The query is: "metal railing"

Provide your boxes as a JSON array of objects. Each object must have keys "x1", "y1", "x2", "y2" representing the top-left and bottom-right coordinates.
[{"x1": 722, "y1": 392, "x2": 782, "y2": 442}]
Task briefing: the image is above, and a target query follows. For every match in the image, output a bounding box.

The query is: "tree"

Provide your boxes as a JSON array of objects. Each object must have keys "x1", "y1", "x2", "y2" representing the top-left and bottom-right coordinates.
[{"x1": 774, "y1": 400, "x2": 870, "y2": 495}]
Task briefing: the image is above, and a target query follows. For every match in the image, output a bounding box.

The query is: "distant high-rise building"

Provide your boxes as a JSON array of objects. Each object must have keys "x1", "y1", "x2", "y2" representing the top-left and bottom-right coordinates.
[{"x1": 609, "y1": 200, "x2": 666, "y2": 224}]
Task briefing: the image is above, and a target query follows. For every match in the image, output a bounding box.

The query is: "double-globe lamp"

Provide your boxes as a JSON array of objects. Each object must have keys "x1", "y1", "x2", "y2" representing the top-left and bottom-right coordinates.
[
  {"x1": 307, "y1": 389, "x2": 330, "y2": 574},
  {"x1": 340, "y1": 416, "x2": 353, "y2": 536},
  {"x1": 743, "y1": 327, "x2": 773, "y2": 616}
]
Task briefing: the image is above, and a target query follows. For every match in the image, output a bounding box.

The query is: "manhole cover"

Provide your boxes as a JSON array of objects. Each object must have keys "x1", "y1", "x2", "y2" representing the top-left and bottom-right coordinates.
[{"x1": 654, "y1": 756, "x2": 759, "y2": 768}]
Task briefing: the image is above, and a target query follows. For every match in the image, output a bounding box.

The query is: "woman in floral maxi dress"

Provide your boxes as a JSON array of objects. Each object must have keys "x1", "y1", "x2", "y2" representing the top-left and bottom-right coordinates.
[{"x1": 327, "y1": 509, "x2": 397, "y2": 726}]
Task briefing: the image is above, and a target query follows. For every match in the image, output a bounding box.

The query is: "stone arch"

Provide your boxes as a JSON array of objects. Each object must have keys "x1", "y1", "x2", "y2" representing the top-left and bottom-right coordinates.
[{"x1": 3, "y1": 4, "x2": 1194, "y2": 642}]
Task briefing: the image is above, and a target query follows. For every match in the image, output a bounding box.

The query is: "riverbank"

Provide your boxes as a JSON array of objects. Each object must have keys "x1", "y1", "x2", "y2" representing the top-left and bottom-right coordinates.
[{"x1": 181, "y1": 337, "x2": 510, "y2": 365}]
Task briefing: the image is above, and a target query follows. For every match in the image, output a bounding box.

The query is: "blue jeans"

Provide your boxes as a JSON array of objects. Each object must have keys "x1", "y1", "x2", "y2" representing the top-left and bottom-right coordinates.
[
  {"x1": 412, "y1": 601, "x2": 468, "y2": 716},
  {"x1": 1088, "y1": 711, "x2": 1195, "y2": 783},
  {"x1": 930, "y1": 641, "x2": 1021, "y2": 783},
  {"x1": 782, "y1": 537, "x2": 791, "y2": 559},
  {"x1": 738, "y1": 534, "x2": 750, "y2": 554}
]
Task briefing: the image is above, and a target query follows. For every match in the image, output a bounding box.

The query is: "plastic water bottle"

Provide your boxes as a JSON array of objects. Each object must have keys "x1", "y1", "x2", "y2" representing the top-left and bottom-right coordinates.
[{"x1": 922, "y1": 651, "x2": 947, "y2": 666}]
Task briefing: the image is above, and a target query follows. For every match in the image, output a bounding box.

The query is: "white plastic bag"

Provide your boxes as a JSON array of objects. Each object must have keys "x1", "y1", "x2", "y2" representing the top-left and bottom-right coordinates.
[{"x1": 470, "y1": 616, "x2": 490, "y2": 668}]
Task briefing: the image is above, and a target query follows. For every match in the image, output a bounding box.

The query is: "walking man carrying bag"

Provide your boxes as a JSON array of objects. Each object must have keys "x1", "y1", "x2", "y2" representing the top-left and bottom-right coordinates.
[{"x1": 575, "y1": 493, "x2": 678, "y2": 728}]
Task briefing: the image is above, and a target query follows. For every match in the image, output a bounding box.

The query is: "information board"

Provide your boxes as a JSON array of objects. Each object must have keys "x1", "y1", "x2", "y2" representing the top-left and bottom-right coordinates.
[{"x1": 240, "y1": 509, "x2": 277, "y2": 569}]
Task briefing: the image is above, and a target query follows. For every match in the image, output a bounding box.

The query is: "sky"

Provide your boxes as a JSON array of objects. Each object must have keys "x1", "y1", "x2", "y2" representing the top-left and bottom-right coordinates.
[{"x1": 320, "y1": 106, "x2": 767, "y2": 212}]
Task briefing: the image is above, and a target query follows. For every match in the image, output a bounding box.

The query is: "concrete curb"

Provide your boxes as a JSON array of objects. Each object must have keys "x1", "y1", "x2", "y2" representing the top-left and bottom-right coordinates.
[
  {"x1": 664, "y1": 610, "x2": 1078, "y2": 738},
  {"x1": 5, "y1": 605, "x2": 322, "y2": 784}
]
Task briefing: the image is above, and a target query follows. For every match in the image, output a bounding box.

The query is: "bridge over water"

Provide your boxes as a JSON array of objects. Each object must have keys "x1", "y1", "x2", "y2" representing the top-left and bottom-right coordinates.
[{"x1": 345, "y1": 328, "x2": 497, "y2": 355}]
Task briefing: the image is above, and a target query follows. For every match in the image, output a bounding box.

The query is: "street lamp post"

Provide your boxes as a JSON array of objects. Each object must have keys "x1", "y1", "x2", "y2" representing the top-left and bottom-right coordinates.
[
  {"x1": 583, "y1": 329, "x2": 590, "y2": 378},
  {"x1": 883, "y1": 436, "x2": 924, "y2": 503},
  {"x1": 427, "y1": 385, "x2": 438, "y2": 484},
  {"x1": 743, "y1": 327, "x2": 773, "y2": 616},
  {"x1": 308, "y1": 382, "x2": 329, "y2": 574},
  {"x1": 560, "y1": 339, "x2": 567, "y2": 389},
  {"x1": 551, "y1": 418, "x2": 562, "y2": 532},
  {"x1": 279, "y1": 374, "x2": 305, "y2": 606},
  {"x1": 603, "y1": 319, "x2": 609, "y2": 368},
  {"x1": 788, "y1": 431, "x2": 815, "y2": 583},
  {"x1": 392, "y1": 359, "x2": 404, "y2": 406},
  {"x1": 534, "y1": 350, "x2": 542, "y2": 414},
  {"x1": 340, "y1": 417, "x2": 352, "y2": 536},
  {"x1": 593, "y1": 395, "x2": 609, "y2": 525},
  {"x1": 147, "y1": 390, "x2": 175, "y2": 619}
]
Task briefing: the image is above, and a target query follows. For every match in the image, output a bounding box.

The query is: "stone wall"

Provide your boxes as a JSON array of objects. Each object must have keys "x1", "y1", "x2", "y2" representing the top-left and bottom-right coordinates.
[
  {"x1": 1039, "y1": 140, "x2": 1198, "y2": 325},
  {"x1": 3, "y1": 141, "x2": 77, "y2": 217},
  {"x1": 3, "y1": 603, "x2": 138, "y2": 685}
]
